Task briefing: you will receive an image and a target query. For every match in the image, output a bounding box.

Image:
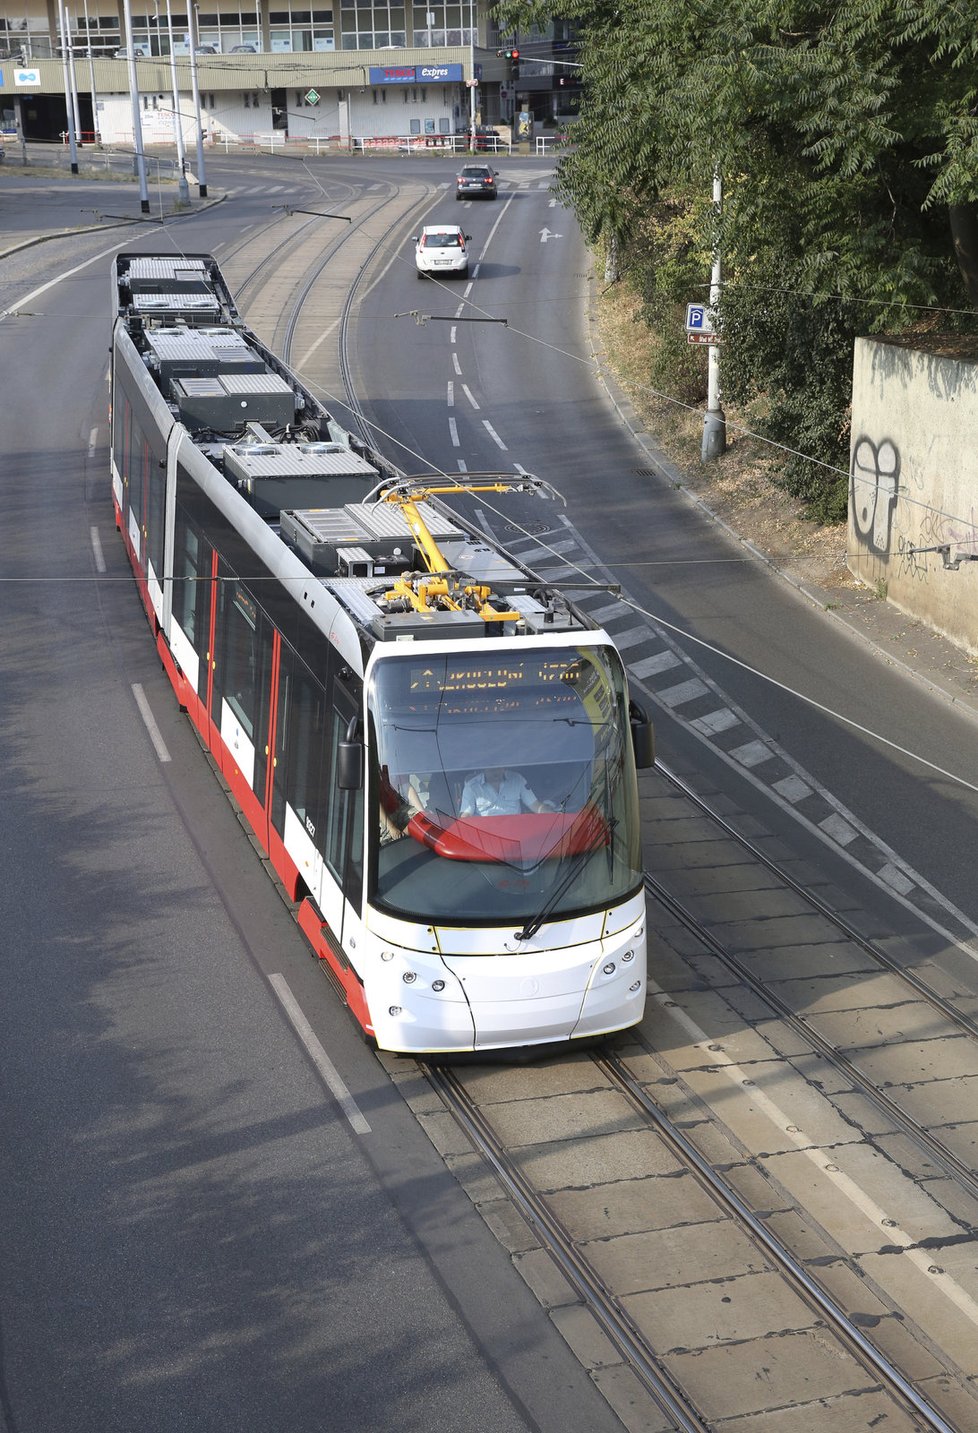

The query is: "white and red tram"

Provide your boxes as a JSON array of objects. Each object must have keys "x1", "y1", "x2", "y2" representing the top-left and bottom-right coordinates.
[{"x1": 109, "y1": 252, "x2": 654, "y2": 1053}]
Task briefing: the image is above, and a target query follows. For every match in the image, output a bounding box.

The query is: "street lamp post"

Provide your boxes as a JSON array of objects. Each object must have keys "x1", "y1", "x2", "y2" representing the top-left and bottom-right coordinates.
[
  {"x1": 468, "y1": 0, "x2": 476, "y2": 147},
  {"x1": 162, "y1": 0, "x2": 190, "y2": 202},
  {"x1": 121, "y1": 0, "x2": 151, "y2": 212},
  {"x1": 57, "y1": 1, "x2": 79, "y2": 172},
  {"x1": 187, "y1": 2, "x2": 208, "y2": 195},
  {"x1": 65, "y1": 5, "x2": 83, "y2": 143},
  {"x1": 82, "y1": 0, "x2": 101, "y2": 143}
]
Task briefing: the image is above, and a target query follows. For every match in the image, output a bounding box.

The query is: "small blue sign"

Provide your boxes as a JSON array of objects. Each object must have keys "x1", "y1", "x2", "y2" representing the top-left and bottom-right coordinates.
[{"x1": 684, "y1": 303, "x2": 715, "y2": 333}]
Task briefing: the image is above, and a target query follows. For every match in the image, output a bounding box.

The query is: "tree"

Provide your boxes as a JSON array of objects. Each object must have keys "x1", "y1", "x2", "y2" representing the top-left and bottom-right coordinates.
[{"x1": 499, "y1": 0, "x2": 978, "y2": 513}]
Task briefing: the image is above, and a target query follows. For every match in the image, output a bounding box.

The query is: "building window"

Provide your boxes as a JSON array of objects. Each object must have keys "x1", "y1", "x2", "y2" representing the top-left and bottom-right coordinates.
[
  {"x1": 409, "y1": 3, "x2": 473, "y2": 47},
  {"x1": 339, "y1": 2, "x2": 407, "y2": 49},
  {"x1": 269, "y1": 4, "x2": 334, "y2": 50}
]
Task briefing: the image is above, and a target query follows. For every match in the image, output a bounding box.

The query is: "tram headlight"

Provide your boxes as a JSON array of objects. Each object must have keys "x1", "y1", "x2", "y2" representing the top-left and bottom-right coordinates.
[
  {"x1": 402, "y1": 971, "x2": 417, "y2": 984},
  {"x1": 602, "y1": 962, "x2": 616, "y2": 975},
  {"x1": 622, "y1": 949, "x2": 635, "y2": 963},
  {"x1": 389, "y1": 1005, "x2": 402, "y2": 1016},
  {"x1": 629, "y1": 981, "x2": 642, "y2": 994},
  {"x1": 432, "y1": 980, "x2": 445, "y2": 992},
  {"x1": 381, "y1": 950, "x2": 395, "y2": 962}
]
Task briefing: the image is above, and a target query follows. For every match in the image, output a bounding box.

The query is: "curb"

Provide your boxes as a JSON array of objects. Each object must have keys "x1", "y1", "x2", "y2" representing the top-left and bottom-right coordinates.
[{"x1": 0, "y1": 192, "x2": 227, "y2": 264}]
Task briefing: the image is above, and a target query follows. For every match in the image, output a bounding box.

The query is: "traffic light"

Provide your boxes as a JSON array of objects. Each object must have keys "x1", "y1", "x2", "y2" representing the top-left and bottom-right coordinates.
[{"x1": 496, "y1": 46, "x2": 520, "y2": 81}]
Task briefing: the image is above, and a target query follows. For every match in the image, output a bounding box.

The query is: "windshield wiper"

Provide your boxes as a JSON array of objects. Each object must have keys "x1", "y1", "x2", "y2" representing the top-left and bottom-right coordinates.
[{"x1": 514, "y1": 818, "x2": 618, "y2": 942}]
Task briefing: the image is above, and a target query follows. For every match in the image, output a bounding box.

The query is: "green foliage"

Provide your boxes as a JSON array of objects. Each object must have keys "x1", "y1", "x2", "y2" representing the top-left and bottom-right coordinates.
[{"x1": 497, "y1": 0, "x2": 978, "y2": 515}]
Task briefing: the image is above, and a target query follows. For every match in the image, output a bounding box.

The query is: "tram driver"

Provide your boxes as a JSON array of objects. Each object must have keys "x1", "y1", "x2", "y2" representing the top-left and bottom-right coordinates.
[{"x1": 460, "y1": 766, "x2": 554, "y2": 818}]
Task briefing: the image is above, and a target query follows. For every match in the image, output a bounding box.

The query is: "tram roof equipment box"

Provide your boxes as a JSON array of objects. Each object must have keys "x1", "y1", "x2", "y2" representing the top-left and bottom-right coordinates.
[{"x1": 223, "y1": 441, "x2": 379, "y2": 518}]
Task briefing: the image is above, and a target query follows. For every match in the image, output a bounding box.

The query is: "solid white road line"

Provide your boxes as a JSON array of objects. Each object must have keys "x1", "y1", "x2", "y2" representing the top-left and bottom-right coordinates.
[
  {"x1": 269, "y1": 973, "x2": 371, "y2": 1134},
  {"x1": 90, "y1": 526, "x2": 106, "y2": 574},
  {"x1": 131, "y1": 682, "x2": 171, "y2": 763}
]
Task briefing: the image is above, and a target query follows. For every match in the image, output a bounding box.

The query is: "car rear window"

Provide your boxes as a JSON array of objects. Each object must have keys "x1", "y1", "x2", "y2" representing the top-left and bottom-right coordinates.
[
  {"x1": 425, "y1": 233, "x2": 462, "y2": 247},
  {"x1": 461, "y1": 167, "x2": 489, "y2": 178}
]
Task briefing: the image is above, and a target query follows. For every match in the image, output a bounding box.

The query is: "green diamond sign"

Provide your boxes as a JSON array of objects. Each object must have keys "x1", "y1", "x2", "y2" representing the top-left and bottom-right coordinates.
[{"x1": 305, "y1": 88, "x2": 320, "y2": 105}]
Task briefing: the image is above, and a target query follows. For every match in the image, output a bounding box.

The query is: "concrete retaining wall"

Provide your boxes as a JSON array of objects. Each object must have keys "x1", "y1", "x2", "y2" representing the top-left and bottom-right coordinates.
[{"x1": 848, "y1": 337, "x2": 978, "y2": 656}]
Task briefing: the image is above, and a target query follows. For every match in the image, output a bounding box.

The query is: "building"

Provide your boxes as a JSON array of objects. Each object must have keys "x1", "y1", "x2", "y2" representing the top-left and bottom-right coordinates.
[{"x1": 0, "y1": 1, "x2": 530, "y2": 147}]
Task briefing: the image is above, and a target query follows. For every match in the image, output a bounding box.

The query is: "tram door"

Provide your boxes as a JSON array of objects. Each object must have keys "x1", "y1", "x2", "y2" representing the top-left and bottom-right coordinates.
[
  {"x1": 211, "y1": 562, "x2": 274, "y2": 829},
  {"x1": 324, "y1": 679, "x2": 364, "y2": 921}
]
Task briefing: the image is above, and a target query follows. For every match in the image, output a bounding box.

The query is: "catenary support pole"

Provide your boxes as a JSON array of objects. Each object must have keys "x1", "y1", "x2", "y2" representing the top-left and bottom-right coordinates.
[{"x1": 701, "y1": 167, "x2": 727, "y2": 462}]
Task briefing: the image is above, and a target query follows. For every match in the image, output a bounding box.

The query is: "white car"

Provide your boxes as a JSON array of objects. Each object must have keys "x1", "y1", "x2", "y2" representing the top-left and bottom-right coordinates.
[{"x1": 414, "y1": 224, "x2": 471, "y2": 279}]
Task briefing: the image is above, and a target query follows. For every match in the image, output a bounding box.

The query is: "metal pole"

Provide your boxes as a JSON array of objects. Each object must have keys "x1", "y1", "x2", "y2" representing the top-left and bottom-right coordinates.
[
  {"x1": 701, "y1": 167, "x2": 727, "y2": 462},
  {"x1": 188, "y1": 2, "x2": 208, "y2": 195},
  {"x1": 57, "y1": 2, "x2": 79, "y2": 172},
  {"x1": 64, "y1": 5, "x2": 83, "y2": 144},
  {"x1": 121, "y1": 0, "x2": 151, "y2": 212},
  {"x1": 468, "y1": 0, "x2": 476, "y2": 145},
  {"x1": 164, "y1": 0, "x2": 190, "y2": 201},
  {"x1": 15, "y1": 102, "x2": 29, "y2": 166},
  {"x1": 82, "y1": 0, "x2": 100, "y2": 143}
]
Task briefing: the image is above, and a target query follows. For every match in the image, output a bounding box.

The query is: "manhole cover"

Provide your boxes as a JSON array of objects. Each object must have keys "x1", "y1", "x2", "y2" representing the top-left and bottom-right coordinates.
[{"x1": 506, "y1": 520, "x2": 550, "y2": 535}]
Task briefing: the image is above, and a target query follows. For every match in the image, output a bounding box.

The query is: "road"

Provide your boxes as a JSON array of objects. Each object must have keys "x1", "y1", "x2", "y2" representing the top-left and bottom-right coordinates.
[{"x1": 3, "y1": 148, "x2": 978, "y2": 1431}]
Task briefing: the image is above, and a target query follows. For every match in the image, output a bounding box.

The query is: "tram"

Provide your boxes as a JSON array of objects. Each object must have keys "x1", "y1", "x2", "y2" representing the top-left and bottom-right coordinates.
[{"x1": 110, "y1": 252, "x2": 654, "y2": 1053}]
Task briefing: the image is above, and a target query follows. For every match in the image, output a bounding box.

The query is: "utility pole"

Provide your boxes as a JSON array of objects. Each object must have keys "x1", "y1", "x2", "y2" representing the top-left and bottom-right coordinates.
[
  {"x1": 57, "y1": 2, "x2": 79, "y2": 172},
  {"x1": 187, "y1": 2, "x2": 208, "y2": 196},
  {"x1": 82, "y1": 0, "x2": 100, "y2": 143},
  {"x1": 163, "y1": 0, "x2": 190, "y2": 202},
  {"x1": 467, "y1": 0, "x2": 476, "y2": 148},
  {"x1": 121, "y1": 0, "x2": 151, "y2": 212},
  {"x1": 701, "y1": 167, "x2": 727, "y2": 462},
  {"x1": 64, "y1": 5, "x2": 83, "y2": 144}
]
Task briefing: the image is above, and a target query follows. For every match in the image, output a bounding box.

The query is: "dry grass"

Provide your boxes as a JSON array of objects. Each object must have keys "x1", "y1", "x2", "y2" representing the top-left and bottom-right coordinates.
[{"x1": 594, "y1": 276, "x2": 855, "y2": 595}]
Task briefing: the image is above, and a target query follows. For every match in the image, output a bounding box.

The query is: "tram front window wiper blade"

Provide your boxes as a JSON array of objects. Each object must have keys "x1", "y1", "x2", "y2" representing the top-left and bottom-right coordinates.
[{"x1": 513, "y1": 819, "x2": 618, "y2": 943}]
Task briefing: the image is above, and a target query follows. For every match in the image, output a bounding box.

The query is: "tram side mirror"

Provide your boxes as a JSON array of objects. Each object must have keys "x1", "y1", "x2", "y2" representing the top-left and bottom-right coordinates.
[
  {"x1": 629, "y1": 698, "x2": 655, "y2": 769},
  {"x1": 337, "y1": 716, "x2": 364, "y2": 790}
]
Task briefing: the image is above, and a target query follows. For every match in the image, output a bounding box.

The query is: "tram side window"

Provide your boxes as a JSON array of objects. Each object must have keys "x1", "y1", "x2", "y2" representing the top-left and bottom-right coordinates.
[
  {"x1": 282, "y1": 659, "x2": 329, "y2": 846},
  {"x1": 218, "y1": 579, "x2": 269, "y2": 742},
  {"x1": 172, "y1": 509, "x2": 210, "y2": 652}
]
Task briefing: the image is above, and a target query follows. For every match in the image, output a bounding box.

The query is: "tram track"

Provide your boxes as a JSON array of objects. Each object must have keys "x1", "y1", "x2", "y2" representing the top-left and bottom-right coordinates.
[
  {"x1": 213, "y1": 173, "x2": 438, "y2": 423},
  {"x1": 418, "y1": 1051, "x2": 955, "y2": 1432}
]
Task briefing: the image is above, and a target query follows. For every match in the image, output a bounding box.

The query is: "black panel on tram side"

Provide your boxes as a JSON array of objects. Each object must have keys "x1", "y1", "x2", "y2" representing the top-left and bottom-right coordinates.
[
  {"x1": 115, "y1": 353, "x2": 169, "y2": 578},
  {"x1": 172, "y1": 456, "x2": 366, "y2": 905}
]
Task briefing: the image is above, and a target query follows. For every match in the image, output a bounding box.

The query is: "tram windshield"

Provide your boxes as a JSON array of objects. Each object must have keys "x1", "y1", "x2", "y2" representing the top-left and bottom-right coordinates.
[{"x1": 367, "y1": 644, "x2": 643, "y2": 925}]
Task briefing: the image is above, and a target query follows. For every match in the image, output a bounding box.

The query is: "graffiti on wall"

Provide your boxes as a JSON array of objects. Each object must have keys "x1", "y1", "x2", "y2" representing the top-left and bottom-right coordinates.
[
  {"x1": 851, "y1": 433, "x2": 978, "y2": 580},
  {"x1": 850, "y1": 435, "x2": 899, "y2": 557}
]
